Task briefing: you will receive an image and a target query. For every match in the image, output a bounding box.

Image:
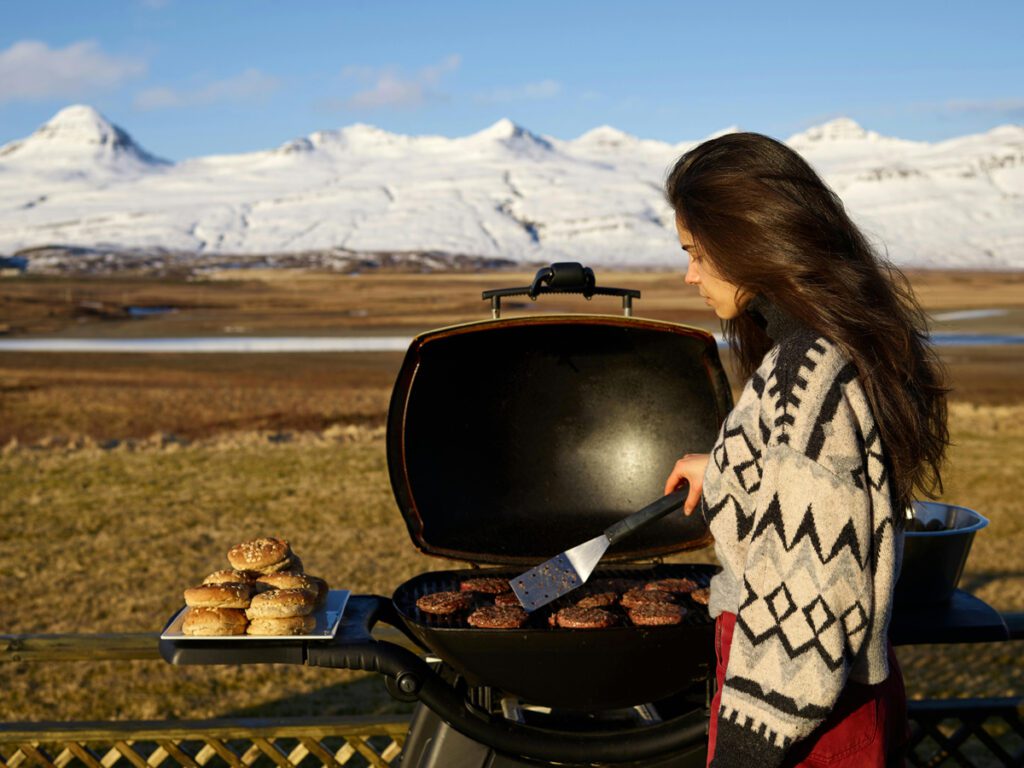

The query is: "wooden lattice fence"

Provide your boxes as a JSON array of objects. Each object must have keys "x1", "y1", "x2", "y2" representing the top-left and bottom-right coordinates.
[
  {"x1": 0, "y1": 717, "x2": 408, "y2": 768},
  {"x1": 907, "y1": 698, "x2": 1024, "y2": 768}
]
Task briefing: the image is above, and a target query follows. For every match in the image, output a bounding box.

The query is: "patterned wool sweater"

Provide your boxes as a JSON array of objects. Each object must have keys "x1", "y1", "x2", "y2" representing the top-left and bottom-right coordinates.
[{"x1": 704, "y1": 296, "x2": 903, "y2": 768}]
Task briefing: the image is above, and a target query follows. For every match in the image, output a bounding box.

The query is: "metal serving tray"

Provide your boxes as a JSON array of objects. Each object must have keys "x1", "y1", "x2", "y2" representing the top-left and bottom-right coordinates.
[{"x1": 160, "y1": 589, "x2": 350, "y2": 641}]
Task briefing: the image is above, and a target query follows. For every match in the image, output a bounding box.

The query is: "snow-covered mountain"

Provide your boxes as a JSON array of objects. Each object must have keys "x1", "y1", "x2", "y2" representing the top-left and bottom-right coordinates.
[
  {"x1": 0, "y1": 105, "x2": 1021, "y2": 269},
  {"x1": 0, "y1": 105, "x2": 169, "y2": 178}
]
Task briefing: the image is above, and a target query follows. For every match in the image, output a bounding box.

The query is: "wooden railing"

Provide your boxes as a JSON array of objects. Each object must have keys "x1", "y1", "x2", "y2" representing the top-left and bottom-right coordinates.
[
  {"x1": 0, "y1": 628, "x2": 419, "y2": 664},
  {"x1": 1, "y1": 633, "x2": 160, "y2": 663}
]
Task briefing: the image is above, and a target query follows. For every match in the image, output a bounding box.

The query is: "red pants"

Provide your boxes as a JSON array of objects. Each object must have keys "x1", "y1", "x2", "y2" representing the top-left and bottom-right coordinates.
[{"x1": 707, "y1": 612, "x2": 908, "y2": 767}]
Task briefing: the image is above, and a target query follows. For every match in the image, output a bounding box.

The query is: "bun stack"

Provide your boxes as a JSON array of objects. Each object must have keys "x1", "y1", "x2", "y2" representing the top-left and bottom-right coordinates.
[{"x1": 180, "y1": 537, "x2": 330, "y2": 636}]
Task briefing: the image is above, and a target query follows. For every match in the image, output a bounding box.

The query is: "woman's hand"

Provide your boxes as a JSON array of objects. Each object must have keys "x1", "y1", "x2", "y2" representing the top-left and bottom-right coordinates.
[{"x1": 664, "y1": 453, "x2": 709, "y2": 516}]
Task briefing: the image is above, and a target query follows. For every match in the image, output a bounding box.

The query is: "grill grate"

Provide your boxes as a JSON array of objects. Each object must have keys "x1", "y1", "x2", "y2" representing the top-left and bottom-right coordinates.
[{"x1": 394, "y1": 564, "x2": 715, "y2": 630}]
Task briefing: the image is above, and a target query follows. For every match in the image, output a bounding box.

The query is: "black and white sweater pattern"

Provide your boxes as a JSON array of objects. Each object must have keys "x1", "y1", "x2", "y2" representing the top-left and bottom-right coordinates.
[{"x1": 704, "y1": 298, "x2": 902, "y2": 768}]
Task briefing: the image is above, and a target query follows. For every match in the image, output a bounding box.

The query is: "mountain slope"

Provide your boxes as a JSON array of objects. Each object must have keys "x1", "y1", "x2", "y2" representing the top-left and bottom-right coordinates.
[{"x1": 0, "y1": 110, "x2": 1020, "y2": 269}]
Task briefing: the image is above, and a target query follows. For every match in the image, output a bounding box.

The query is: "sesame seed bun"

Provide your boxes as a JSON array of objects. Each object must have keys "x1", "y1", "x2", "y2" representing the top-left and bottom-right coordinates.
[
  {"x1": 246, "y1": 615, "x2": 317, "y2": 636},
  {"x1": 227, "y1": 537, "x2": 293, "y2": 572},
  {"x1": 245, "y1": 587, "x2": 316, "y2": 619},
  {"x1": 182, "y1": 607, "x2": 248, "y2": 636},
  {"x1": 183, "y1": 583, "x2": 253, "y2": 609},
  {"x1": 203, "y1": 569, "x2": 262, "y2": 585},
  {"x1": 257, "y1": 572, "x2": 328, "y2": 606}
]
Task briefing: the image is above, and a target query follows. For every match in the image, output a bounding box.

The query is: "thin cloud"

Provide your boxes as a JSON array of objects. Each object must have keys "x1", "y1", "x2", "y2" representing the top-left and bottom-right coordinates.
[
  {"x1": 939, "y1": 98, "x2": 1024, "y2": 119},
  {"x1": 0, "y1": 39, "x2": 146, "y2": 104},
  {"x1": 338, "y1": 54, "x2": 460, "y2": 110},
  {"x1": 134, "y1": 68, "x2": 281, "y2": 110},
  {"x1": 905, "y1": 97, "x2": 1024, "y2": 121},
  {"x1": 475, "y1": 79, "x2": 562, "y2": 104}
]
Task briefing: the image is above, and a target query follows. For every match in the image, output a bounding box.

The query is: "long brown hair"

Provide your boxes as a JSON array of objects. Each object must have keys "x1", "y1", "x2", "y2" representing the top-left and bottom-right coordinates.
[{"x1": 665, "y1": 132, "x2": 948, "y2": 510}]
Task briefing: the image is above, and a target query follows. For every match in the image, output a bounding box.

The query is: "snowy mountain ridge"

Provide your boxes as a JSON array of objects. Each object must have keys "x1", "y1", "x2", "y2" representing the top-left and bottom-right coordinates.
[
  {"x1": 0, "y1": 105, "x2": 170, "y2": 175},
  {"x1": 0, "y1": 105, "x2": 1022, "y2": 269}
]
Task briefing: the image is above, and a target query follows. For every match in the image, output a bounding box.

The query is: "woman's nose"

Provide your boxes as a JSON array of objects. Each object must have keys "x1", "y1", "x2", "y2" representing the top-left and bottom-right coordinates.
[{"x1": 684, "y1": 259, "x2": 700, "y2": 285}]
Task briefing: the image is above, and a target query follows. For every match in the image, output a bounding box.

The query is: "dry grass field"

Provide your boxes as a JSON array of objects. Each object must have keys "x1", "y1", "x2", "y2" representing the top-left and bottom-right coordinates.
[
  {"x1": 0, "y1": 269, "x2": 1022, "y2": 722},
  {"x1": 4, "y1": 268, "x2": 1023, "y2": 339}
]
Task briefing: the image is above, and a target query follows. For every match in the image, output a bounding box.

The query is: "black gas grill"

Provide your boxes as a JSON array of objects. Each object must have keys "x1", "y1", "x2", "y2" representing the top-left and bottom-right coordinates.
[{"x1": 159, "y1": 264, "x2": 1014, "y2": 767}]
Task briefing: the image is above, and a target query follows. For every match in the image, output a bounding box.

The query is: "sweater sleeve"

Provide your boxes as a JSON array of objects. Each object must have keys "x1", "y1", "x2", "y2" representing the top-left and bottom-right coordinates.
[{"x1": 710, "y1": 439, "x2": 878, "y2": 768}]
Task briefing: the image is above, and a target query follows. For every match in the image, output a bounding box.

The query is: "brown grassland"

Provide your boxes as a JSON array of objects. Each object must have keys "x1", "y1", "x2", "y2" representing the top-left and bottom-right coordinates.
[{"x1": 0, "y1": 269, "x2": 1022, "y2": 721}]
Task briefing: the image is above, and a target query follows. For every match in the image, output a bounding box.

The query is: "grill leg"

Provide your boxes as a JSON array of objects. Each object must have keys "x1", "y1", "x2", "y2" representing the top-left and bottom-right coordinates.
[
  {"x1": 400, "y1": 702, "x2": 495, "y2": 767},
  {"x1": 400, "y1": 702, "x2": 710, "y2": 767}
]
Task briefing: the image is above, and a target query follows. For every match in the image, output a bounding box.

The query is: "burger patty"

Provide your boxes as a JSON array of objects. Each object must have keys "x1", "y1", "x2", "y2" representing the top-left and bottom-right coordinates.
[
  {"x1": 620, "y1": 588, "x2": 677, "y2": 609},
  {"x1": 467, "y1": 605, "x2": 528, "y2": 629},
  {"x1": 460, "y1": 577, "x2": 512, "y2": 595},
  {"x1": 551, "y1": 606, "x2": 616, "y2": 629},
  {"x1": 494, "y1": 592, "x2": 522, "y2": 607},
  {"x1": 689, "y1": 587, "x2": 711, "y2": 605},
  {"x1": 575, "y1": 591, "x2": 618, "y2": 609},
  {"x1": 629, "y1": 602, "x2": 687, "y2": 626},
  {"x1": 590, "y1": 578, "x2": 644, "y2": 594},
  {"x1": 416, "y1": 590, "x2": 474, "y2": 615},
  {"x1": 644, "y1": 577, "x2": 699, "y2": 594}
]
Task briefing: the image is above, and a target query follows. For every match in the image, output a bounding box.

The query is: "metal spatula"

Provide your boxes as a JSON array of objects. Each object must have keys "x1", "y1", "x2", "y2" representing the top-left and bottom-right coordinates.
[{"x1": 509, "y1": 489, "x2": 688, "y2": 612}]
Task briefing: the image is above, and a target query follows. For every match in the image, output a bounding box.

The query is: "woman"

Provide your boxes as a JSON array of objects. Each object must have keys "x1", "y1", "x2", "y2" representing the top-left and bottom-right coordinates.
[{"x1": 661, "y1": 133, "x2": 948, "y2": 768}]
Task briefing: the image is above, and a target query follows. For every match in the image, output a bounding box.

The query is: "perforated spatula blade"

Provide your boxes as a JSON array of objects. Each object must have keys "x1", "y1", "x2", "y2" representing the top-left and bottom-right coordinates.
[{"x1": 509, "y1": 490, "x2": 687, "y2": 612}]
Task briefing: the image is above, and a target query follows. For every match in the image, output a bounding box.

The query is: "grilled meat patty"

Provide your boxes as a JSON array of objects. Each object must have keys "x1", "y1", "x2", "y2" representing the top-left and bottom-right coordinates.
[
  {"x1": 575, "y1": 591, "x2": 618, "y2": 609},
  {"x1": 416, "y1": 590, "x2": 474, "y2": 615},
  {"x1": 629, "y1": 602, "x2": 687, "y2": 626},
  {"x1": 460, "y1": 577, "x2": 512, "y2": 595},
  {"x1": 494, "y1": 592, "x2": 522, "y2": 607},
  {"x1": 620, "y1": 588, "x2": 677, "y2": 609},
  {"x1": 551, "y1": 606, "x2": 616, "y2": 629},
  {"x1": 644, "y1": 577, "x2": 699, "y2": 594},
  {"x1": 467, "y1": 605, "x2": 528, "y2": 628},
  {"x1": 689, "y1": 587, "x2": 711, "y2": 605},
  {"x1": 590, "y1": 578, "x2": 644, "y2": 594}
]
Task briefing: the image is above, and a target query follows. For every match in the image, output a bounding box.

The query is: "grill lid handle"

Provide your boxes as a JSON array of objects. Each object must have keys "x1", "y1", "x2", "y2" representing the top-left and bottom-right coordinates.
[
  {"x1": 482, "y1": 262, "x2": 641, "y2": 318},
  {"x1": 529, "y1": 262, "x2": 595, "y2": 297}
]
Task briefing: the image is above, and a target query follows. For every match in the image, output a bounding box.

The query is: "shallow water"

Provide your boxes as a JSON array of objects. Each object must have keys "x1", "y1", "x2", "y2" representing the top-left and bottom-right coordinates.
[
  {"x1": 0, "y1": 336, "x2": 413, "y2": 352},
  {"x1": 0, "y1": 332, "x2": 1022, "y2": 352}
]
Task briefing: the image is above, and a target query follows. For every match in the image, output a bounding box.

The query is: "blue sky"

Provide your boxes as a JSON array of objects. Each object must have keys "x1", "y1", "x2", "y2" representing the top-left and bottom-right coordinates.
[{"x1": 1, "y1": 0, "x2": 1021, "y2": 161}]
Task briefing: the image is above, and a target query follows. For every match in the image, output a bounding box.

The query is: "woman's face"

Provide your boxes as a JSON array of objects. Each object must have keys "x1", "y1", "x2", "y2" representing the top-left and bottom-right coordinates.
[{"x1": 675, "y1": 216, "x2": 747, "y2": 320}]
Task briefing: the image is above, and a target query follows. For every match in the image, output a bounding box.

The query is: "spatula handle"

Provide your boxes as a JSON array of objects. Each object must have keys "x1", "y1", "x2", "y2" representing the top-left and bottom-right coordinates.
[{"x1": 604, "y1": 489, "x2": 688, "y2": 546}]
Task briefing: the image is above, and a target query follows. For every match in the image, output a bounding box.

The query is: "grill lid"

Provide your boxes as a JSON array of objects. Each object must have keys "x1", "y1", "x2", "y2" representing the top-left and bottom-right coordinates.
[{"x1": 386, "y1": 313, "x2": 733, "y2": 564}]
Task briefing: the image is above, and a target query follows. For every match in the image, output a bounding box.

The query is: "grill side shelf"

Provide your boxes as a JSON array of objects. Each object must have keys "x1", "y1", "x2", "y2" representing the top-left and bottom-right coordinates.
[
  {"x1": 158, "y1": 633, "x2": 307, "y2": 666},
  {"x1": 158, "y1": 595, "x2": 413, "y2": 666}
]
